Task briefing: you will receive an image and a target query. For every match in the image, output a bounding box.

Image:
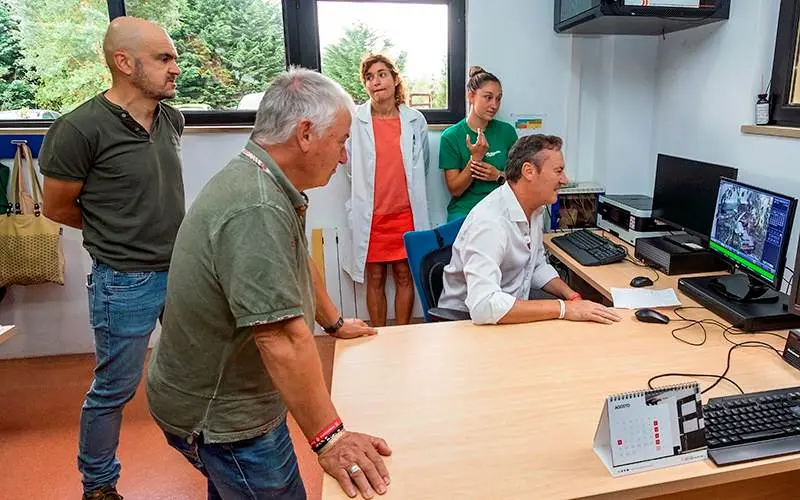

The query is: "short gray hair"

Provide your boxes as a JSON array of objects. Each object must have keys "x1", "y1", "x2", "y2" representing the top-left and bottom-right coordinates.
[
  {"x1": 505, "y1": 134, "x2": 563, "y2": 183},
  {"x1": 251, "y1": 67, "x2": 355, "y2": 145}
]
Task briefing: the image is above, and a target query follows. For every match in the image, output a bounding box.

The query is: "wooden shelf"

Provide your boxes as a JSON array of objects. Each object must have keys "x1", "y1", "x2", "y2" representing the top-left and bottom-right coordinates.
[{"x1": 741, "y1": 124, "x2": 800, "y2": 139}]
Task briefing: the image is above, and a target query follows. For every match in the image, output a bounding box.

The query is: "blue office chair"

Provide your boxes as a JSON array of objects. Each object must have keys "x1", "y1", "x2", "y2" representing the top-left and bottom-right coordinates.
[{"x1": 404, "y1": 217, "x2": 471, "y2": 322}]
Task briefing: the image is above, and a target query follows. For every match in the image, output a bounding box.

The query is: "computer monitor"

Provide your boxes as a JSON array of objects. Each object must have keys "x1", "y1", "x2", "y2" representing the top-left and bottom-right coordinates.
[
  {"x1": 707, "y1": 178, "x2": 797, "y2": 303},
  {"x1": 791, "y1": 240, "x2": 800, "y2": 316},
  {"x1": 651, "y1": 154, "x2": 738, "y2": 244}
]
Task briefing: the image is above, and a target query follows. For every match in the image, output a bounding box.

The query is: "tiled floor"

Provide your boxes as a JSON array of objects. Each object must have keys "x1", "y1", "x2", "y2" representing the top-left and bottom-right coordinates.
[{"x1": 0, "y1": 337, "x2": 335, "y2": 500}]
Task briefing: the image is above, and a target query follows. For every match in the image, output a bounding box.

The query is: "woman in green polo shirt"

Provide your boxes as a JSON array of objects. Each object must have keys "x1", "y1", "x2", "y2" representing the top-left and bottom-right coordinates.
[{"x1": 439, "y1": 66, "x2": 518, "y2": 221}]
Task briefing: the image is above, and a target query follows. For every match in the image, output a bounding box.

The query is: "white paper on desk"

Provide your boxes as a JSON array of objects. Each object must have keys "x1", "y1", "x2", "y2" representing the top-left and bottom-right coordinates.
[
  {"x1": 0, "y1": 325, "x2": 14, "y2": 335},
  {"x1": 610, "y1": 288, "x2": 681, "y2": 309}
]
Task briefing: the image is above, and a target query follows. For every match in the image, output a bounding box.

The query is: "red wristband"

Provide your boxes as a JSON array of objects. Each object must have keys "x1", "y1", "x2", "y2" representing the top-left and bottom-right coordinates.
[
  {"x1": 309, "y1": 418, "x2": 343, "y2": 447},
  {"x1": 567, "y1": 293, "x2": 582, "y2": 301}
]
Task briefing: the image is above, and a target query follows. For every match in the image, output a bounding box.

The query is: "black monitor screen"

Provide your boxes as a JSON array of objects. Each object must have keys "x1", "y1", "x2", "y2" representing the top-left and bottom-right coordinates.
[
  {"x1": 709, "y1": 178, "x2": 797, "y2": 289},
  {"x1": 651, "y1": 154, "x2": 738, "y2": 240}
]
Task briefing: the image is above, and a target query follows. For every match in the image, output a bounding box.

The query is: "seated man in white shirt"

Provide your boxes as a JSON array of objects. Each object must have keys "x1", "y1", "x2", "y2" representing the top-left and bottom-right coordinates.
[{"x1": 438, "y1": 134, "x2": 621, "y2": 325}]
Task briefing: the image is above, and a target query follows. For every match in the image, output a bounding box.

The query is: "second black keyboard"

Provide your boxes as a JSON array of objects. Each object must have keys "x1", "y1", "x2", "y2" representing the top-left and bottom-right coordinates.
[
  {"x1": 550, "y1": 229, "x2": 626, "y2": 266},
  {"x1": 704, "y1": 386, "x2": 800, "y2": 466}
]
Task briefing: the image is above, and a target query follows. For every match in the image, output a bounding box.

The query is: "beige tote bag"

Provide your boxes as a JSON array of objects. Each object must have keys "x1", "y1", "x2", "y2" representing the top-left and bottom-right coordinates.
[{"x1": 0, "y1": 142, "x2": 65, "y2": 286}]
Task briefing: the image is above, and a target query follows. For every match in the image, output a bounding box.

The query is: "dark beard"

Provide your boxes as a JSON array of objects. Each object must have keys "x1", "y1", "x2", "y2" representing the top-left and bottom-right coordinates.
[{"x1": 132, "y1": 59, "x2": 175, "y2": 101}]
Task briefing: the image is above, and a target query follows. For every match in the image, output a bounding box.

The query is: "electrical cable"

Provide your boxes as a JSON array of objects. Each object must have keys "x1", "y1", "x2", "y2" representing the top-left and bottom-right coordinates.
[
  {"x1": 620, "y1": 245, "x2": 660, "y2": 284},
  {"x1": 647, "y1": 307, "x2": 787, "y2": 395}
]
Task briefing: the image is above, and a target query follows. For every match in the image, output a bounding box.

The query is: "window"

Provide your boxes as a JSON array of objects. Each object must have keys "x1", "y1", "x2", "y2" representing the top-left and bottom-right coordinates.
[
  {"x1": 317, "y1": 1, "x2": 449, "y2": 110},
  {"x1": 309, "y1": 0, "x2": 465, "y2": 123},
  {"x1": 0, "y1": 0, "x2": 464, "y2": 127},
  {"x1": 125, "y1": 0, "x2": 287, "y2": 125},
  {"x1": 0, "y1": 0, "x2": 112, "y2": 125},
  {"x1": 769, "y1": 0, "x2": 800, "y2": 126}
]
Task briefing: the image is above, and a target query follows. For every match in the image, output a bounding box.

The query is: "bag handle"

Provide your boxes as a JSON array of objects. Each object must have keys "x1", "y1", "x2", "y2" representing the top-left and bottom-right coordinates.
[
  {"x1": 9, "y1": 140, "x2": 24, "y2": 215},
  {"x1": 21, "y1": 143, "x2": 43, "y2": 215},
  {"x1": 8, "y1": 141, "x2": 42, "y2": 217}
]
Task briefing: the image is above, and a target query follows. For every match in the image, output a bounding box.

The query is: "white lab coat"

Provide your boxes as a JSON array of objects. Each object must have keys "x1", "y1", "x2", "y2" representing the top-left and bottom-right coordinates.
[{"x1": 342, "y1": 102, "x2": 431, "y2": 284}]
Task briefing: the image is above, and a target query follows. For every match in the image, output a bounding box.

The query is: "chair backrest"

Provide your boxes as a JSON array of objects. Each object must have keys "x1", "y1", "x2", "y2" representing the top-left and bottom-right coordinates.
[
  {"x1": 420, "y1": 245, "x2": 452, "y2": 313},
  {"x1": 403, "y1": 217, "x2": 466, "y2": 322}
]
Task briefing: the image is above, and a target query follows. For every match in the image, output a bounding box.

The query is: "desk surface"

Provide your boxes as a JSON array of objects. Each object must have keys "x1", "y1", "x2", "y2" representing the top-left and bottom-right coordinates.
[
  {"x1": 321, "y1": 232, "x2": 800, "y2": 499},
  {"x1": 542, "y1": 231, "x2": 720, "y2": 304},
  {"x1": 322, "y1": 318, "x2": 797, "y2": 499}
]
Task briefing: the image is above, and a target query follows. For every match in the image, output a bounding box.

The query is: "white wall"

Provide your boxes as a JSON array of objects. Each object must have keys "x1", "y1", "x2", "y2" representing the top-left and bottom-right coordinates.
[
  {"x1": 466, "y1": 0, "x2": 572, "y2": 147},
  {"x1": 650, "y1": 0, "x2": 800, "y2": 280},
  {"x1": 576, "y1": 35, "x2": 659, "y2": 195},
  {"x1": 0, "y1": 133, "x2": 250, "y2": 359}
]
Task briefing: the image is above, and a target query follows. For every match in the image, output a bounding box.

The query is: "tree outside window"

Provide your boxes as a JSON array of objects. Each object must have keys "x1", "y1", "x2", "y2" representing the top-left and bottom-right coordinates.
[
  {"x1": 0, "y1": 0, "x2": 287, "y2": 118},
  {"x1": 318, "y1": 1, "x2": 449, "y2": 110},
  {"x1": 0, "y1": 0, "x2": 464, "y2": 125}
]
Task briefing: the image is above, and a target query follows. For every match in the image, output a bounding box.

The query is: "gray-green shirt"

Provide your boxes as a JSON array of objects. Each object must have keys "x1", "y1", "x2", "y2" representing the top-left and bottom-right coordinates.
[
  {"x1": 39, "y1": 93, "x2": 185, "y2": 271},
  {"x1": 146, "y1": 140, "x2": 316, "y2": 444}
]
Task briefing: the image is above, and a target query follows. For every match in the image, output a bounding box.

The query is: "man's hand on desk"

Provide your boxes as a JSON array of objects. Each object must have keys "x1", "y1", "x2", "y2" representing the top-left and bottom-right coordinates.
[
  {"x1": 564, "y1": 300, "x2": 621, "y2": 325},
  {"x1": 319, "y1": 430, "x2": 392, "y2": 499},
  {"x1": 330, "y1": 318, "x2": 378, "y2": 340}
]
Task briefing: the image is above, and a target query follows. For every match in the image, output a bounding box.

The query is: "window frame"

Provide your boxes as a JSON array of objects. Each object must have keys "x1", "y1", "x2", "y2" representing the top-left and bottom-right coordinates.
[
  {"x1": 1, "y1": 0, "x2": 465, "y2": 128},
  {"x1": 769, "y1": 0, "x2": 800, "y2": 126}
]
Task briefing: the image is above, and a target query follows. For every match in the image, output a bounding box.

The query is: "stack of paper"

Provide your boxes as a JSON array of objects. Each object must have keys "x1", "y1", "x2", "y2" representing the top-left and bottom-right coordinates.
[{"x1": 610, "y1": 288, "x2": 682, "y2": 309}]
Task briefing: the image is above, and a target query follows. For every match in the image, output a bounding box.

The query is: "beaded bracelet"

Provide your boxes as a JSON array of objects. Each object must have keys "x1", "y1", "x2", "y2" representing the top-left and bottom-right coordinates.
[{"x1": 310, "y1": 418, "x2": 344, "y2": 453}]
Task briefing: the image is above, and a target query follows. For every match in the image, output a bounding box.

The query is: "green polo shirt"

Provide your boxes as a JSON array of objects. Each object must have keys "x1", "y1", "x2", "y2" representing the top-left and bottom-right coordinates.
[
  {"x1": 146, "y1": 141, "x2": 316, "y2": 444},
  {"x1": 439, "y1": 118, "x2": 518, "y2": 221},
  {"x1": 39, "y1": 93, "x2": 185, "y2": 271}
]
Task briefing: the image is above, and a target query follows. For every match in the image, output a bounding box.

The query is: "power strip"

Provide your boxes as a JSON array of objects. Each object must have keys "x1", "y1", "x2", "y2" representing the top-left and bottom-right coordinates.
[{"x1": 782, "y1": 329, "x2": 800, "y2": 371}]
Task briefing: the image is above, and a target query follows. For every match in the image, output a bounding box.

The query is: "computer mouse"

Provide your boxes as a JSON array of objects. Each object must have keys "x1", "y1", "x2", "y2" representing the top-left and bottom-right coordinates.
[
  {"x1": 635, "y1": 308, "x2": 670, "y2": 324},
  {"x1": 630, "y1": 276, "x2": 654, "y2": 288}
]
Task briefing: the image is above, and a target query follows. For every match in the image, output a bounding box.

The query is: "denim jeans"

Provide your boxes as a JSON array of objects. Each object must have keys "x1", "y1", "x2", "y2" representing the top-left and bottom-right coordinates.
[
  {"x1": 78, "y1": 261, "x2": 168, "y2": 493},
  {"x1": 164, "y1": 418, "x2": 307, "y2": 500}
]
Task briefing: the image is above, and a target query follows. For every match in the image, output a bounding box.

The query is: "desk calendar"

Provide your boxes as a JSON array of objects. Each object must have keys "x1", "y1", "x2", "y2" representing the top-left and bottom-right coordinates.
[{"x1": 593, "y1": 382, "x2": 707, "y2": 476}]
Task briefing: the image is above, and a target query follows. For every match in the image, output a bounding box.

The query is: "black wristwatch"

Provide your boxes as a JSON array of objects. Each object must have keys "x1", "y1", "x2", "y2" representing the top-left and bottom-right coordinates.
[
  {"x1": 497, "y1": 173, "x2": 506, "y2": 185},
  {"x1": 323, "y1": 316, "x2": 344, "y2": 334}
]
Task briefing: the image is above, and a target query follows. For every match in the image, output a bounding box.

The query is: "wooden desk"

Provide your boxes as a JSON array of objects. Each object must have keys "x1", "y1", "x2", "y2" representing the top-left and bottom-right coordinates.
[
  {"x1": 543, "y1": 231, "x2": 719, "y2": 305},
  {"x1": 321, "y1": 233, "x2": 800, "y2": 499},
  {"x1": 542, "y1": 231, "x2": 790, "y2": 335},
  {"x1": 322, "y1": 318, "x2": 799, "y2": 499},
  {"x1": 0, "y1": 325, "x2": 16, "y2": 345}
]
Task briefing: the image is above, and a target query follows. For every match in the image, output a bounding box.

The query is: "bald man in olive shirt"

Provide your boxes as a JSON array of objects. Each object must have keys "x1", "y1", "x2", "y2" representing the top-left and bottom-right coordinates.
[{"x1": 40, "y1": 17, "x2": 184, "y2": 500}]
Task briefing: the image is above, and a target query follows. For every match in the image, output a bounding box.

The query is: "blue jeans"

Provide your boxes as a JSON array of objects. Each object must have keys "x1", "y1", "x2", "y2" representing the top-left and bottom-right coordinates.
[
  {"x1": 79, "y1": 261, "x2": 168, "y2": 493},
  {"x1": 164, "y1": 418, "x2": 307, "y2": 500}
]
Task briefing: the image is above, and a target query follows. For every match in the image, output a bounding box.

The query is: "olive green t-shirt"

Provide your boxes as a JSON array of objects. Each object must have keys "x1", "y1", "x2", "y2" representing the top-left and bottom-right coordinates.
[
  {"x1": 146, "y1": 140, "x2": 316, "y2": 444},
  {"x1": 439, "y1": 118, "x2": 518, "y2": 221},
  {"x1": 39, "y1": 93, "x2": 185, "y2": 271}
]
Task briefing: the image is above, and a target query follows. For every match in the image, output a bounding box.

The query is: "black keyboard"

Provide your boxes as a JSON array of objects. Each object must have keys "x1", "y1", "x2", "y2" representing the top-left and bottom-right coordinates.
[
  {"x1": 550, "y1": 229, "x2": 626, "y2": 266},
  {"x1": 704, "y1": 386, "x2": 800, "y2": 465}
]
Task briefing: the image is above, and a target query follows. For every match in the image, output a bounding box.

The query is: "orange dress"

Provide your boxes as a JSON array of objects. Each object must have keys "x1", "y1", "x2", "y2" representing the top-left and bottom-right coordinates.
[{"x1": 366, "y1": 116, "x2": 414, "y2": 263}]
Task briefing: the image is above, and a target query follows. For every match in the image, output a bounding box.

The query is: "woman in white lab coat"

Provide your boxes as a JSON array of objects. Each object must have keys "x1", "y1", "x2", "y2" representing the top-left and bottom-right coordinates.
[{"x1": 343, "y1": 53, "x2": 431, "y2": 326}]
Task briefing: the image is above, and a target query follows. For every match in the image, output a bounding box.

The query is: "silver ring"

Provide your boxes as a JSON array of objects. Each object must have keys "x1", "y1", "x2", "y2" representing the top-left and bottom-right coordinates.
[{"x1": 348, "y1": 464, "x2": 362, "y2": 476}]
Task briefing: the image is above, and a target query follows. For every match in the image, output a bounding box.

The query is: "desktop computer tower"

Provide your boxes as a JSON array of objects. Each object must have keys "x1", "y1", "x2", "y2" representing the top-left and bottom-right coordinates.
[
  {"x1": 635, "y1": 236, "x2": 729, "y2": 275},
  {"x1": 678, "y1": 275, "x2": 800, "y2": 332}
]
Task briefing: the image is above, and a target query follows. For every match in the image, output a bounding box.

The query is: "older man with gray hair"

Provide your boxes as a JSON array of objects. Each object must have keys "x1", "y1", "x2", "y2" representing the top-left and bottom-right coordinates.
[
  {"x1": 146, "y1": 67, "x2": 390, "y2": 500},
  {"x1": 438, "y1": 134, "x2": 621, "y2": 326}
]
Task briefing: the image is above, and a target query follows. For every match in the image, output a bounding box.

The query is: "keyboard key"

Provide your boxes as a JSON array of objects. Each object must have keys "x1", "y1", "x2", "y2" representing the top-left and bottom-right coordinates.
[{"x1": 741, "y1": 429, "x2": 785, "y2": 441}]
